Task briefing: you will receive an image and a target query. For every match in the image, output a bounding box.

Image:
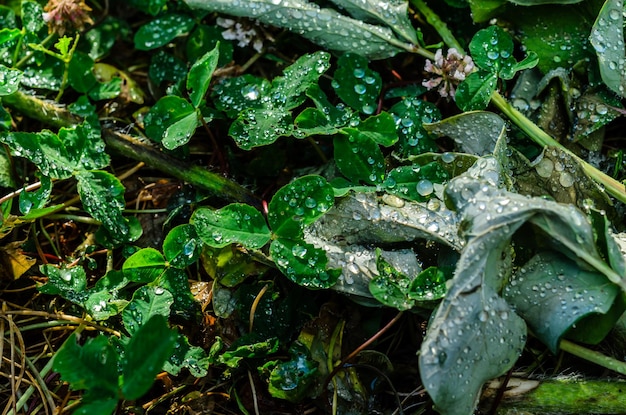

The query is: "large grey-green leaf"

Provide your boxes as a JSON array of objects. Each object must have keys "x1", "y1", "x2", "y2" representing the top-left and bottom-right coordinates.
[
  {"x1": 423, "y1": 111, "x2": 504, "y2": 156},
  {"x1": 421, "y1": 156, "x2": 626, "y2": 415},
  {"x1": 328, "y1": 0, "x2": 417, "y2": 44},
  {"x1": 590, "y1": 0, "x2": 626, "y2": 97},
  {"x1": 304, "y1": 192, "x2": 461, "y2": 301},
  {"x1": 183, "y1": 0, "x2": 405, "y2": 59},
  {"x1": 504, "y1": 251, "x2": 621, "y2": 353}
]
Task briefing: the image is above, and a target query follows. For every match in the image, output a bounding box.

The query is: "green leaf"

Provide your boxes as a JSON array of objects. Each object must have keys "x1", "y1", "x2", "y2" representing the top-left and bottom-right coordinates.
[
  {"x1": 84, "y1": 17, "x2": 131, "y2": 60},
  {"x1": 53, "y1": 333, "x2": 119, "y2": 398},
  {"x1": 39, "y1": 264, "x2": 89, "y2": 304},
  {"x1": 385, "y1": 162, "x2": 449, "y2": 202},
  {"x1": 423, "y1": 111, "x2": 504, "y2": 155},
  {"x1": 267, "y1": 175, "x2": 334, "y2": 238},
  {"x1": 121, "y1": 315, "x2": 178, "y2": 400},
  {"x1": 0, "y1": 64, "x2": 22, "y2": 96},
  {"x1": 187, "y1": 43, "x2": 220, "y2": 108},
  {"x1": 227, "y1": 52, "x2": 330, "y2": 149},
  {"x1": 389, "y1": 97, "x2": 440, "y2": 157},
  {"x1": 590, "y1": 0, "x2": 626, "y2": 97},
  {"x1": 469, "y1": 26, "x2": 516, "y2": 75},
  {"x1": 408, "y1": 267, "x2": 447, "y2": 302},
  {"x1": 157, "y1": 268, "x2": 198, "y2": 319},
  {"x1": 369, "y1": 251, "x2": 415, "y2": 310},
  {"x1": 329, "y1": 0, "x2": 417, "y2": 43},
  {"x1": 270, "y1": 238, "x2": 340, "y2": 289},
  {"x1": 0, "y1": 28, "x2": 21, "y2": 45},
  {"x1": 332, "y1": 52, "x2": 381, "y2": 115},
  {"x1": 162, "y1": 111, "x2": 199, "y2": 150},
  {"x1": 76, "y1": 170, "x2": 130, "y2": 237},
  {"x1": 211, "y1": 75, "x2": 271, "y2": 118},
  {"x1": 148, "y1": 51, "x2": 187, "y2": 86},
  {"x1": 123, "y1": 248, "x2": 167, "y2": 283},
  {"x1": 217, "y1": 338, "x2": 280, "y2": 368},
  {"x1": 128, "y1": 0, "x2": 167, "y2": 15},
  {"x1": 22, "y1": 1, "x2": 46, "y2": 35},
  {"x1": 68, "y1": 52, "x2": 98, "y2": 93},
  {"x1": 229, "y1": 106, "x2": 293, "y2": 149},
  {"x1": 186, "y1": 24, "x2": 234, "y2": 66},
  {"x1": 455, "y1": 71, "x2": 498, "y2": 111},
  {"x1": 122, "y1": 286, "x2": 174, "y2": 335},
  {"x1": 267, "y1": 341, "x2": 319, "y2": 402},
  {"x1": 504, "y1": 251, "x2": 622, "y2": 353},
  {"x1": 134, "y1": 13, "x2": 196, "y2": 50},
  {"x1": 348, "y1": 112, "x2": 398, "y2": 147},
  {"x1": 163, "y1": 224, "x2": 201, "y2": 268},
  {"x1": 334, "y1": 133, "x2": 386, "y2": 185},
  {"x1": 19, "y1": 175, "x2": 52, "y2": 215},
  {"x1": 191, "y1": 203, "x2": 271, "y2": 249},
  {"x1": 164, "y1": 333, "x2": 210, "y2": 377},
  {"x1": 144, "y1": 95, "x2": 198, "y2": 145},
  {"x1": 183, "y1": 0, "x2": 404, "y2": 59},
  {"x1": 516, "y1": 4, "x2": 594, "y2": 73}
]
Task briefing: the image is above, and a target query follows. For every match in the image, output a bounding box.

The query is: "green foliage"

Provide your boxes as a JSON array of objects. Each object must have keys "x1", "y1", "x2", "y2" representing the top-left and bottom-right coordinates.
[
  {"x1": 456, "y1": 26, "x2": 538, "y2": 111},
  {"x1": 2, "y1": 1, "x2": 626, "y2": 414},
  {"x1": 53, "y1": 315, "x2": 177, "y2": 414}
]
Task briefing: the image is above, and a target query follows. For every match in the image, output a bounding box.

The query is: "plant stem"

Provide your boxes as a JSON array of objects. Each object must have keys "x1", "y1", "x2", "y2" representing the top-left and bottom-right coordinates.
[
  {"x1": 560, "y1": 339, "x2": 626, "y2": 376},
  {"x1": 491, "y1": 92, "x2": 626, "y2": 204},
  {"x1": 411, "y1": 0, "x2": 465, "y2": 54}
]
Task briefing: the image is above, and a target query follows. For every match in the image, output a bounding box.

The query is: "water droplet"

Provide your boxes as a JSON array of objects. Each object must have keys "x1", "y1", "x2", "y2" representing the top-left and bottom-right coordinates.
[{"x1": 416, "y1": 179, "x2": 434, "y2": 196}]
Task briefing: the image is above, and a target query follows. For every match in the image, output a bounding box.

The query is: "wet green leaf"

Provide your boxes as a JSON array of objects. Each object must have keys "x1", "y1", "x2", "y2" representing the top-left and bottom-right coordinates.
[
  {"x1": 200, "y1": 245, "x2": 268, "y2": 287},
  {"x1": 229, "y1": 106, "x2": 293, "y2": 149},
  {"x1": 504, "y1": 251, "x2": 622, "y2": 353},
  {"x1": 134, "y1": 13, "x2": 196, "y2": 51},
  {"x1": 164, "y1": 333, "x2": 210, "y2": 377},
  {"x1": 187, "y1": 43, "x2": 220, "y2": 108},
  {"x1": 590, "y1": 0, "x2": 626, "y2": 97},
  {"x1": 217, "y1": 337, "x2": 280, "y2": 368},
  {"x1": 22, "y1": 1, "x2": 46, "y2": 35},
  {"x1": 76, "y1": 170, "x2": 130, "y2": 237},
  {"x1": 0, "y1": 28, "x2": 21, "y2": 45},
  {"x1": 183, "y1": 0, "x2": 404, "y2": 59},
  {"x1": 157, "y1": 268, "x2": 198, "y2": 319},
  {"x1": 515, "y1": 4, "x2": 595, "y2": 73},
  {"x1": 121, "y1": 315, "x2": 177, "y2": 400},
  {"x1": 68, "y1": 52, "x2": 97, "y2": 93},
  {"x1": 389, "y1": 97, "x2": 440, "y2": 157},
  {"x1": 469, "y1": 26, "x2": 517, "y2": 76},
  {"x1": 212, "y1": 75, "x2": 271, "y2": 118},
  {"x1": 408, "y1": 267, "x2": 447, "y2": 302},
  {"x1": 455, "y1": 71, "x2": 498, "y2": 111},
  {"x1": 83, "y1": 17, "x2": 131, "y2": 60},
  {"x1": 334, "y1": 133, "x2": 385, "y2": 185},
  {"x1": 163, "y1": 224, "x2": 201, "y2": 268},
  {"x1": 0, "y1": 64, "x2": 22, "y2": 96},
  {"x1": 333, "y1": 53, "x2": 381, "y2": 115},
  {"x1": 39, "y1": 264, "x2": 89, "y2": 304},
  {"x1": 423, "y1": 111, "x2": 504, "y2": 155},
  {"x1": 268, "y1": 175, "x2": 334, "y2": 238},
  {"x1": 19, "y1": 175, "x2": 52, "y2": 215},
  {"x1": 144, "y1": 95, "x2": 198, "y2": 145},
  {"x1": 345, "y1": 112, "x2": 398, "y2": 147},
  {"x1": 162, "y1": 111, "x2": 199, "y2": 150},
  {"x1": 369, "y1": 251, "x2": 415, "y2": 310},
  {"x1": 187, "y1": 24, "x2": 233, "y2": 66},
  {"x1": 122, "y1": 248, "x2": 166, "y2": 283},
  {"x1": 53, "y1": 333, "x2": 119, "y2": 399},
  {"x1": 21, "y1": 57, "x2": 64, "y2": 90},
  {"x1": 330, "y1": 0, "x2": 417, "y2": 43},
  {"x1": 122, "y1": 286, "x2": 174, "y2": 335},
  {"x1": 270, "y1": 238, "x2": 341, "y2": 289},
  {"x1": 228, "y1": 52, "x2": 330, "y2": 149},
  {"x1": 385, "y1": 162, "x2": 449, "y2": 202},
  {"x1": 267, "y1": 341, "x2": 319, "y2": 402},
  {"x1": 192, "y1": 203, "x2": 271, "y2": 249},
  {"x1": 148, "y1": 51, "x2": 187, "y2": 86}
]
